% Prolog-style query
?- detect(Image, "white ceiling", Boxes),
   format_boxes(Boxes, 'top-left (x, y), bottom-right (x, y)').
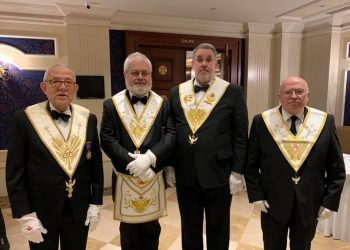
top-left (1, 0), bottom-right (350, 25)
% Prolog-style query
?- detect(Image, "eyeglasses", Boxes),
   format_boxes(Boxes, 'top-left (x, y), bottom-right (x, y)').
top-left (128, 70), bottom-right (152, 78)
top-left (282, 89), bottom-right (306, 97)
top-left (46, 79), bottom-right (75, 88)
top-left (194, 57), bottom-right (215, 64)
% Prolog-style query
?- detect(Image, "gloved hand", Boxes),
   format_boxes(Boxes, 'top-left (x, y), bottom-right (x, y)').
top-left (17, 212), bottom-right (47, 243)
top-left (229, 172), bottom-right (243, 195)
top-left (317, 206), bottom-right (334, 220)
top-left (253, 200), bottom-right (270, 213)
top-left (85, 204), bottom-right (102, 232)
top-left (127, 151), bottom-right (153, 176)
top-left (164, 166), bottom-right (176, 187)
top-left (139, 168), bottom-right (155, 182)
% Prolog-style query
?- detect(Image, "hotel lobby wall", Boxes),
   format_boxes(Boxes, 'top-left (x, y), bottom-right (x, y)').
top-left (336, 30), bottom-right (350, 126)
top-left (66, 23), bottom-right (113, 191)
top-left (301, 29), bottom-right (341, 117)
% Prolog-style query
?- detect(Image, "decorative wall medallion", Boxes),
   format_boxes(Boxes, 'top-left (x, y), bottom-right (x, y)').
top-left (158, 65), bottom-right (168, 75)
top-left (154, 59), bottom-right (172, 81)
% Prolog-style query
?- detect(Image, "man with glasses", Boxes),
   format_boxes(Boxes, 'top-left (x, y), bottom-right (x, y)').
top-left (166, 43), bottom-right (248, 249)
top-left (6, 64), bottom-right (104, 250)
top-left (100, 52), bottom-right (174, 250)
top-left (244, 76), bottom-right (345, 250)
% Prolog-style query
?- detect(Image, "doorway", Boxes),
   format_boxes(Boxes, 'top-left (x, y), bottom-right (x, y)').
top-left (126, 31), bottom-right (244, 97)
top-left (138, 46), bottom-right (185, 97)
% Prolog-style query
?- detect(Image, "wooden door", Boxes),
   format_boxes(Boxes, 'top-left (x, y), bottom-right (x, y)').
top-left (138, 46), bottom-right (185, 98)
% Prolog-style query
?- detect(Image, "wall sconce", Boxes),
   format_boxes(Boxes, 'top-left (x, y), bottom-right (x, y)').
top-left (0, 61), bottom-right (10, 81)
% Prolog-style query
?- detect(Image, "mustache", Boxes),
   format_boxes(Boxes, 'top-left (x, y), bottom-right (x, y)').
top-left (134, 80), bottom-right (146, 84)
top-left (199, 68), bottom-right (209, 72)
top-left (288, 100), bottom-right (301, 104)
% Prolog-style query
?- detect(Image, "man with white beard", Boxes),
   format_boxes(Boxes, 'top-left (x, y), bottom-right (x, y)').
top-left (100, 52), bottom-right (175, 250)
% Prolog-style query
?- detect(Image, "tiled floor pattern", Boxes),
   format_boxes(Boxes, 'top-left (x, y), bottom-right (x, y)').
top-left (1, 189), bottom-right (350, 249)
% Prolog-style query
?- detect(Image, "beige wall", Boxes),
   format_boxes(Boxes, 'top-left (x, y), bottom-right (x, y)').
top-left (302, 32), bottom-right (333, 111)
top-left (336, 30), bottom-right (350, 125)
top-left (65, 23), bottom-right (113, 190)
top-left (245, 32), bottom-right (274, 123)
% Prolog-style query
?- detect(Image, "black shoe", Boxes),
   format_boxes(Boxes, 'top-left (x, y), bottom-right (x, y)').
top-left (0, 237), bottom-right (10, 250)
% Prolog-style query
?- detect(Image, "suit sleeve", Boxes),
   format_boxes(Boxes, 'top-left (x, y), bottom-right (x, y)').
top-left (231, 85), bottom-right (248, 173)
top-left (6, 112), bottom-right (32, 218)
top-left (148, 99), bottom-right (176, 171)
top-left (89, 114), bottom-right (104, 205)
top-left (244, 115), bottom-right (266, 203)
top-left (322, 115), bottom-right (346, 211)
top-left (100, 99), bottom-right (133, 168)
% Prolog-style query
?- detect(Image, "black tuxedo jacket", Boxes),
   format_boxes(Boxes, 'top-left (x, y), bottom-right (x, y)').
top-left (6, 109), bottom-right (104, 227)
top-left (100, 97), bottom-right (175, 175)
top-left (169, 83), bottom-right (248, 188)
top-left (244, 112), bottom-right (345, 226)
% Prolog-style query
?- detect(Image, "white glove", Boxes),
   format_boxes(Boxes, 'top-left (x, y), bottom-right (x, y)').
top-left (229, 172), bottom-right (243, 195)
top-left (85, 204), bottom-right (102, 232)
top-left (253, 200), bottom-right (270, 213)
top-left (317, 207), bottom-right (334, 220)
top-left (139, 168), bottom-right (155, 182)
top-left (128, 150), bottom-right (156, 166)
top-left (164, 166), bottom-right (176, 187)
top-left (17, 212), bottom-right (47, 243)
top-left (127, 151), bottom-right (153, 176)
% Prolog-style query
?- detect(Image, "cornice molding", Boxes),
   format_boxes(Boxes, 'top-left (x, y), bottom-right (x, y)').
top-left (244, 22), bottom-right (274, 34)
top-left (64, 16), bottom-right (111, 27)
top-left (274, 21), bottom-right (304, 33)
top-left (303, 26), bottom-right (342, 38)
top-left (110, 11), bottom-right (245, 38)
top-left (0, 13), bottom-right (64, 26)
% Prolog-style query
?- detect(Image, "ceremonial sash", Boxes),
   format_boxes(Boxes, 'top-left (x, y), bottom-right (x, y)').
top-left (262, 106), bottom-right (327, 173)
top-left (112, 90), bottom-right (163, 150)
top-left (114, 171), bottom-right (167, 223)
top-left (25, 101), bottom-right (89, 196)
top-left (179, 78), bottom-right (229, 143)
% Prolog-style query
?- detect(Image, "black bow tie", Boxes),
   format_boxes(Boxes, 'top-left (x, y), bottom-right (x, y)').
top-left (131, 95), bottom-right (148, 105)
top-left (194, 84), bottom-right (209, 93)
top-left (51, 110), bottom-right (71, 122)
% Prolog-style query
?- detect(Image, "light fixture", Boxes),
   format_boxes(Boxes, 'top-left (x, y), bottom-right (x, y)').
top-left (0, 61), bottom-right (10, 81)
top-left (0, 54), bottom-right (22, 82)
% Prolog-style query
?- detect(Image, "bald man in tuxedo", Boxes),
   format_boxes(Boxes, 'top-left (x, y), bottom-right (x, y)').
top-left (244, 76), bottom-right (345, 250)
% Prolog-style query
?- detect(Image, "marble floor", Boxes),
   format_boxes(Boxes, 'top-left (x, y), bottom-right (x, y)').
top-left (1, 188), bottom-right (350, 250)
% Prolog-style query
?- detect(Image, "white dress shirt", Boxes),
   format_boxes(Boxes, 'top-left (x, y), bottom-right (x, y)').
top-left (281, 107), bottom-right (304, 134)
top-left (49, 102), bottom-right (71, 140)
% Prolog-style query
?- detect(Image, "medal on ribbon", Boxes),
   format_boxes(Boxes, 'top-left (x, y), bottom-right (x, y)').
top-left (85, 141), bottom-right (92, 160)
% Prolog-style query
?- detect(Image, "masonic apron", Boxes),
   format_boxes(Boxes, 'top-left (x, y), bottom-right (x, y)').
top-left (112, 90), bottom-right (167, 223)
